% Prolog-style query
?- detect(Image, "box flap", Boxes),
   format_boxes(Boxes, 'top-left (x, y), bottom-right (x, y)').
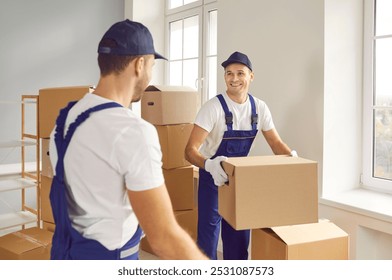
top-left (39, 85), bottom-right (94, 92)
top-left (271, 222), bottom-right (348, 245)
top-left (145, 85), bottom-right (196, 92)
top-left (226, 155), bottom-right (317, 167)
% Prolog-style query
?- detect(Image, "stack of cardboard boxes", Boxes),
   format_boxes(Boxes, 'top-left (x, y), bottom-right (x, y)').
top-left (139, 85), bottom-right (200, 255)
top-left (219, 155), bottom-right (349, 260)
top-left (40, 86), bottom-right (93, 232)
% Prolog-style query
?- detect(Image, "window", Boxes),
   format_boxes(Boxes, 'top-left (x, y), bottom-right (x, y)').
top-left (363, 0), bottom-right (392, 192)
top-left (166, 0), bottom-right (217, 104)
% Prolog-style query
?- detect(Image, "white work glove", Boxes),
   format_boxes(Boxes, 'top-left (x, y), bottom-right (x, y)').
top-left (204, 156), bottom-right (228, 187)
top-left (290, 150), bottom-right (298, 157)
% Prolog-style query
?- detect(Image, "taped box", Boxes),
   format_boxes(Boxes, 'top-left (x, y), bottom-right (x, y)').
top-left (0, 227), bottom-right (53, 260)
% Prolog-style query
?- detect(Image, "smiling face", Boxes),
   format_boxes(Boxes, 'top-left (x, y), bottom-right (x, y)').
top-left (224, 63), bottom-right (254, 100)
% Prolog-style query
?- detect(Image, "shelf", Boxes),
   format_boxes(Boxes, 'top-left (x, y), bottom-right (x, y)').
top-left (0, 211), bottom-right (37, 230)
top-left (0, 140), bottom-right (36, 149)
top-left (0, 177), bottom-right (37, 192)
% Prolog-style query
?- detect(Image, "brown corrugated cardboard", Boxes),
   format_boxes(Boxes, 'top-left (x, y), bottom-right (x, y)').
top-left (39, 85), bottom-right (93, 138)
top-left (0, 227), bottom-right (53, 260)
top-left (155, 124), bottom-right (193, 169)
top-left (41, 138), bottom-right (53, 178)
top-left (42, 221), bottom-right (56, 232)
top-left (219, 155), bottom-right (318, 230)
top-left (140, 209), bottom-right (198, 255)
top-left (41, 175), bottom-right (54, 223)
top-left (251, 221), bottom-right (349, 260)
top-left (163, 166), bottom-right (197, 211)
top-left (141, 85), bottom-right (200, 125)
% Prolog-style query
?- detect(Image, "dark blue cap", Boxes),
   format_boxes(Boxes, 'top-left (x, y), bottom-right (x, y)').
top-left (221, 51), bottom-right (252, 71)
top-left (98, 19), bottom-right (166, 60)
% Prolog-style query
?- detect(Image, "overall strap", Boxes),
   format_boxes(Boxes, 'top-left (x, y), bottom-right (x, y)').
top-left (217, 94), bottom-right (233, 131)
top-left (54, 101), bottom-right (123, 181)
top-left (248, 94), bottom-right (258, 131)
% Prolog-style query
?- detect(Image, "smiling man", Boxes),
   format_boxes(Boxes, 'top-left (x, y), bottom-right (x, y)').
top-left (185, 51), bottom-right (296, 260)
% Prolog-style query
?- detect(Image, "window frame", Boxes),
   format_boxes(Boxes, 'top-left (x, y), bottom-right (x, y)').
top-left (362, 0), bottom-right (392, 193)
top-left (165, 0), bottom-right (217, 105)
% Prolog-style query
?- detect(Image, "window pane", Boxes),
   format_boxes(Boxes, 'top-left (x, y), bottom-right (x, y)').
top-left (208, 10), bottom-right (218, 56)
top-left (375, 0), bottom-right (392, 36)
top-left (207, 56), bottom-right (217, 100)
top-left (375, 38), bottom-right (392, 106)
top-left (374, 108), bottom-right (392, 180)
top-left (183, 16), bottom-right (199, 59)
top-left (169, 61), bottom-right (182, 86)
top-left (170, 20), bottom-right (183, 60)
top-left (183, 59), bottom-right (198, 89)
top-left (169, 0), bottom-right (183, 9)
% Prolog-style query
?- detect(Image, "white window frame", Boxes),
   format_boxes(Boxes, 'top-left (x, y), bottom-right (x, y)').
top-left (165, 0), bottom-right (217, 104)
top-left (362, 0), bottom-right (392, 193)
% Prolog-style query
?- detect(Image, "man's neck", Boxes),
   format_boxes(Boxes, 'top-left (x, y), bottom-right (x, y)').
top-left (226, 90), bottom-right (248, 104)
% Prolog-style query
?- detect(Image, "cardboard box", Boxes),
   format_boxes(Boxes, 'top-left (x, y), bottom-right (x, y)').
top-left (141, 85), bottom-right (200, 125)
top-left (140, 209), bottom-right (198, 255)
top-left (155, 124), bottom-right (193, 169)
top-left (42, 221), bottom-right (56, 233)
top-left (251, 221), bottom-right (349, 260)
top-left (41, 175), bottom-right (54, 223)
top-left (41, 138), bottom-right (53, 178)
top-left (39, 85), bottom-right (93, 138)
top-left (0, 227), bottom-right (53, 260)
top-left (220, 155), bottom-right (318, 230)
top-left (163, 166), bottom-right (197, 211)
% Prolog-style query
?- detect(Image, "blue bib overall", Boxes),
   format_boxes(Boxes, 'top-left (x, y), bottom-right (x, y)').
top-left (197, 94), bottom-right (258, 260)
top-left (50, 101), bottom-right (143, 260)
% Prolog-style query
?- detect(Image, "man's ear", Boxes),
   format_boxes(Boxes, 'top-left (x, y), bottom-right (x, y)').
top-left (135, 56), bottom-right (145, 76)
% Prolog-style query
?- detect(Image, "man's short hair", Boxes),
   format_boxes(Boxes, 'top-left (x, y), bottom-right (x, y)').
top-left (97, 38), bottom-right (138, 76)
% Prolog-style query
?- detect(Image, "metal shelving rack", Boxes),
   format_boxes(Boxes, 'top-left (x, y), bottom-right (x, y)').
top-left (0, 95), bottom-right (40, 230)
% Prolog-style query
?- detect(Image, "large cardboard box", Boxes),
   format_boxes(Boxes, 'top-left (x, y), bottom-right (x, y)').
top-left (39, 85), bottom-right (93, 138)
top-left (155, 124), bottom-right (193, 169)
top-left (41, 138), bottom-right (53, 178)
top-left (0, 228), bottom-right (53, 260)
top-left (141, 85), bottom-right (200, 125)
top-left (163, 166), bottom-right (197, 211)
top-left (41, 175), bottom-right (54, 223)
top-left (220, 155), bottom-right (318, 230)
top-left (251, 221), bottom-right (349, 260)
top-left (140, 209), bottom-right (198, 255)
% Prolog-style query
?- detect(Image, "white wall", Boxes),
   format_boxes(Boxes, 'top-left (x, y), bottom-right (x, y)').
top-left (0, 0), bottom-right (124, 164)
top-left (218, 0), bottom-right (325, 193)
top-left (124, 0), bottom-right (166, 116)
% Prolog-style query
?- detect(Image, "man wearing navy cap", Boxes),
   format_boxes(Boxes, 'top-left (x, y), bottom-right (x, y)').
top-left (185, 51), bottom-right (296, 260)
top-left (49, 19), bottom-right (207, 260)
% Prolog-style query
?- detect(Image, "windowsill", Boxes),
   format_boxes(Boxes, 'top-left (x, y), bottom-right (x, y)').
top-left (320, 187), bottom-right (392, 224)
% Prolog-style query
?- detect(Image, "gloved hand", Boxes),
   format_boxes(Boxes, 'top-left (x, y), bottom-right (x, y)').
top-left (204, 156), bottom-right (228, 187)
top-left (290, 150), bottom-right (298, 157)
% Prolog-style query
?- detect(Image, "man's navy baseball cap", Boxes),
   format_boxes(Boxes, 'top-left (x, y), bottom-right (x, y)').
top-left (221, 51), bottom-right (252, 71)
top-left (98, 19), bottom-right (166, 60)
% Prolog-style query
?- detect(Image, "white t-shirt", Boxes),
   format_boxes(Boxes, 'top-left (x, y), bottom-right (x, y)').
top-left (49, 93), bottom-right (164, 250)
top-left (195, 92), bottom-right (275, 158)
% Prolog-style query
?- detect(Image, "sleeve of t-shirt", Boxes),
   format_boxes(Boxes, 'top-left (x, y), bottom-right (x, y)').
top-left (113, 120), bottom-right (164, 191)
top-left (259, 102), bottom-right (275, 132)
top-left (194, 98), bottom-right (219, 133)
